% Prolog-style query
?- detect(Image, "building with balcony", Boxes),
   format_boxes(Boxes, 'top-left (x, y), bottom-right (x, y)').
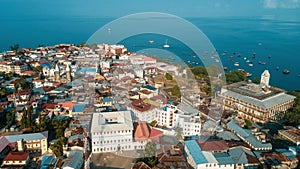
top-left (220, 70), bottom-right (295, 123)
top-left (1, 131), bottom-right (48, 155)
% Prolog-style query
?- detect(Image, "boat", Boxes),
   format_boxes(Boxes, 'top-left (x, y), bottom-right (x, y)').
top-left (224, 67), bottom-right (228, 71)
top-left (163, 39), bottom-right (170, 48)
top-left (244, 57), bottom-right (247, 60)
top-left (148, 40), bottom-right (154, 44)
top-left (276, 67), bottom-right (279, 71)
top-left (221, 53), bottom-right (226, 56)
top-left (283, 70), bottom-right (290, 74)
top-left (248, 62), bottom-right (253, 67)
top-left (234, 62), bottom-right (239, 66)
top-left (246, 60), bottom-right (250, 63)
top-left (258, 61), bottom-right (266, 65)
top-left (246, 72), bottom-right (252, 77)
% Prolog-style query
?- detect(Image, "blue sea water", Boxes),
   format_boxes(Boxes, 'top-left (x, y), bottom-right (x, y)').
top-left (0, 16), bottom-right (299, 90)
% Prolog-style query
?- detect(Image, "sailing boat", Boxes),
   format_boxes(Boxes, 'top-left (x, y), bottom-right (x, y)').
top-left (163, 39), bottom-right (170, 48)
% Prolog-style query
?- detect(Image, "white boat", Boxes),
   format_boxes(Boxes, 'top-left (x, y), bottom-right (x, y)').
top-left (163, 39), bottom-right (170, 48)
top-left (234, 62), bottom-right (239, 66)
top-left (148, 40), bottom-right (154, 44)
top-left (248, 63), bottom-right (253, 67)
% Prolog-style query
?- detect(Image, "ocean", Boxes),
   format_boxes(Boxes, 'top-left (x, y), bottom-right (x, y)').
top-left (0, 16), bottom-right (299, 90)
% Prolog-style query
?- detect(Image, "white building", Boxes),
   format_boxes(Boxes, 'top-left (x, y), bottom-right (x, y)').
top-left (158, 105), bottom-right (180, 128)
top-left (127, 100), bottom-right (159, 122)
top-left (91, 111), bottom-right (135, 153)
top-left (182, 116), bottom-right (202, 137)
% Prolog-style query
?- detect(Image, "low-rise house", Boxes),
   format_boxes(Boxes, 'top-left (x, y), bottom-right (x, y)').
top-left (133, 162), bottom-right (151, 169)
top-left (278, 126), bottom-right (300, 145)
top-left (139, 85), bottom-right (158, 99)
top-left (1, 152), bottom-right (30, 168)
top-left (61, 151), bottom-right (83, 169)
top-left (154, 145), bottom-right (190, 169)
top-left (227, 118), bottom-right (272, 150)
top-left (229, 147), bottom-right (260, 169)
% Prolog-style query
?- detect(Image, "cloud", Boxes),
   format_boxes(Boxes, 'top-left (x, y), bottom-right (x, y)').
top-left (263, 0), bottom-right (300, 9)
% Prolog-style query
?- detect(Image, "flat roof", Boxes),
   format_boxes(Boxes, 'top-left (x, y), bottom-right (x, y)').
top-left (91, 111), bottom-right (133, 133)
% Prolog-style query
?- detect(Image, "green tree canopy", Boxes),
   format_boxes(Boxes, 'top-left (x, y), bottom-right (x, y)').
top-left (165, 72), bottom-right (173, 80)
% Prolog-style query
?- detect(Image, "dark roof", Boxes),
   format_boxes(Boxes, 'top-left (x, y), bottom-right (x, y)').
top-left (3, 152), bottom-right (29, 161)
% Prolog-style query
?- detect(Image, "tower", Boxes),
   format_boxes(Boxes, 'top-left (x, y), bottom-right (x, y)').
top-left (260, 70), bottom-right (270, 87)
top-left (54, 64), bottom-right (60, 82)
top-left (66, 65), bottom-right (71, 82)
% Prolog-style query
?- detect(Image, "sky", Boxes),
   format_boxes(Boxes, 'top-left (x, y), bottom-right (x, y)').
top-left (1, 0), bottom-right (300, 19)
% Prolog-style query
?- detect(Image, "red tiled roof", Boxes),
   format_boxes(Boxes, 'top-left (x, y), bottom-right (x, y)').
top-left (134, 122), bottom-right (150, 141)
top-left (128, 100), bottom-right (154, 112)
top-left (59, 102), bottom-right (74, 111)
top-left (0, 137), bottom-right (10, 153)
top-left (23, 71), bottom-right (35, 75)
top-left (151, 95), bottom-right (168, 104)
top-left (3, 152), bottom-right (29, 161)
top-left (18, 90), bottom-right (32, 95)
top-left (197, 140), bottom-right (229, 152)
top-left (42, 103), bottom-right (57, 110)
top-left (149, 128), bottom-right (164, 142)
top-left (133, 162), bottom-right (151, 169)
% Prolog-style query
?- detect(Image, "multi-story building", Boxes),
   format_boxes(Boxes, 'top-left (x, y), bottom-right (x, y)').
top-left (0, 61), bottom-right (14, 73)
top-left (182, 116), bottom-right (202, 137)
top-left (220, 70), bottom-right (296, 123)
top-left (158, 104), bottom-right (179, 128)
top-left (127, 100), bottom-right (159, 122)
top-left (14, 62), bottom-right (28, 74)
top-left (2, 131), bottom-right (48, 154)
top-left (91, 111), bottom-right (135, 153)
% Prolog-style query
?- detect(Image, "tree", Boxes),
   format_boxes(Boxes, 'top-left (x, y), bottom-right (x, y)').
top-left (78, 42), bottom-right (86, 47)
top-left (225, 70), bottom-right (247, 84)
top-left (136, 141), bottom-right (157, 167)
top-left (20, 106), bottom-right (33, 129)
top-left (191, 66), bottom-right (208, 76)
top-left (165, 73), bottom-right (173, 80)
top-left (50, 141), bottom-right (63, 157)
top-left (6, 111), bottom-right (16, 125)
top-left (171, 85), bottom-right (181, 98)
top-left (283, 91), bottom-right (300, 125)
top-left (252, 77), bottom-right (260, 84)
top-left (10, 44), bottom-right (19, 52)
top-left (33, 66), bottom-right (42, 72)
top-left (175, 127), bottom-right (183, 141)
top-left (0, 87), bottom-right (8, 97)
top-left (150, 120), bottom-right (158, 127)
